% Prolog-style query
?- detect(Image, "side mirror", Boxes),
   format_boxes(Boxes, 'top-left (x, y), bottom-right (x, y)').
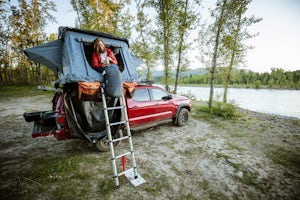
top-left (162, 95), bottom-right (172, 100)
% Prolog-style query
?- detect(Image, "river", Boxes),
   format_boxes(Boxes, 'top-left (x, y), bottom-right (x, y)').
top-left (168, 85), bottom-right (300, 119)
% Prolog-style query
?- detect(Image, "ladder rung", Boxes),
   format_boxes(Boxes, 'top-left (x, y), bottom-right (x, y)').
top-left (109, 121), bottom-right (127, 126)
top-left (107, 106), bottom-right (125, 110)
top-left (112, 135), bottom-right (130, 143)
top-left (115, 151), bottom-right (132, 159)
top-left (117, 167), bottom-right (136, 177)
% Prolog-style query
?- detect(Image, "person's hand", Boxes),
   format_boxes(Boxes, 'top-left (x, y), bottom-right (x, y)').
top-left (103, 58), bottom-right (110, 67)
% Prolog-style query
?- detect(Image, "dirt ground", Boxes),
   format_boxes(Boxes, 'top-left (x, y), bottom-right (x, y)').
top-left (0, 95), bottom-right (300, 200)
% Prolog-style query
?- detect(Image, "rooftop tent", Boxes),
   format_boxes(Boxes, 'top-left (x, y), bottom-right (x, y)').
top-left (24, 27), bottom-right (141, 83)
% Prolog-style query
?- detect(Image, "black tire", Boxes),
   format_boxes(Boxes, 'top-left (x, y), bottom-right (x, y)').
top-left (176, 108), bottom-right (189, 127)
top-left (95, 129), bottom-right (123, 152)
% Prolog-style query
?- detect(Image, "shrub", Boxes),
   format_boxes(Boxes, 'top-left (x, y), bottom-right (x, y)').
top-left (211, 101), bottom-right (240, 119)
top-left (194, 100), bottom-right (240, 119)
top-left (179, 90), bottom-right (196, 100)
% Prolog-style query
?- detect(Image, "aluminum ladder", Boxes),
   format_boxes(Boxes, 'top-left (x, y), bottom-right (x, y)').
top-left (100, 87), bottom-right (145, 187)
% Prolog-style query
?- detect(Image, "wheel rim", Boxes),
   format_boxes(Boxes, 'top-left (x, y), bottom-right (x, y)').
top-left (181, 111), bottom-right (188, 123)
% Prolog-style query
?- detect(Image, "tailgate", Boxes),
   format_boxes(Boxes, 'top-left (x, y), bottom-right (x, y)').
top-left (23, 111), bottom-right (57, 137)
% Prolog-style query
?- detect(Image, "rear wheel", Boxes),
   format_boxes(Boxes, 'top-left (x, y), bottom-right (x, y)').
top-left (95, 129), bottom-right (123, 152)
top-left (176, 108), bottom-right (189, 127)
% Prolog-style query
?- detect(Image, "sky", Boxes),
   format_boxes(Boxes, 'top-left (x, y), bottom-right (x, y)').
top-left (45, 0), bottom-right (300, 73)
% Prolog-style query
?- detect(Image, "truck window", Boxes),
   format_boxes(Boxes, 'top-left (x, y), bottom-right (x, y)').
top-left (152, 88), bottom-right (169, 100)
top-left (132, 89), bottom-right (151, 101)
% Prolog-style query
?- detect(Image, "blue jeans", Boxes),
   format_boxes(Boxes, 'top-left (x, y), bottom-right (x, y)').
top-left (94, 64), bottom-right (119, 74)
top-left (104, 64), bottom-right (123, 97)
top-left (109, 64), bottom-right (119, 71)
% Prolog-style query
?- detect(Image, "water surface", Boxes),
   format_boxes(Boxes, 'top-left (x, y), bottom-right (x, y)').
top-left (173, 85), bottom-right (300, 119)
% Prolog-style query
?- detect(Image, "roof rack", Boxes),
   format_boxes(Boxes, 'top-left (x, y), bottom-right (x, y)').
top-left (137, 80), bottom-right (154, 86)
top-left (58, 26), bottom-right (129, 45)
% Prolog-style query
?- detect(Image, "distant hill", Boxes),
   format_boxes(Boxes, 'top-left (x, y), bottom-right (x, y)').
top-left (152, 68), bottom-right (207, 78)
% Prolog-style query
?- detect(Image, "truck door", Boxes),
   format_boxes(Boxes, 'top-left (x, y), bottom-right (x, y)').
top-left (126, 88), bottom-right (157, 127)
top-left (150, 88), bottom-right (175, 120)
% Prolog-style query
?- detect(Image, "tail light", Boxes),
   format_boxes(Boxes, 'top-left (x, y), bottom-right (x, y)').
top-left (56, 114), bottom-right (65, 128)
top-left (55, 94), bottom-right (66, 129)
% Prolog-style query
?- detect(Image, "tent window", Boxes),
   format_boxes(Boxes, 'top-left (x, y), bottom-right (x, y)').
top-left (83, 42), bottom-right (124, 72)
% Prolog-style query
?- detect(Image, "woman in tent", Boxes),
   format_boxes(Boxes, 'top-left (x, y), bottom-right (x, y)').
top-left (92, 38), bottom-right (119, 74)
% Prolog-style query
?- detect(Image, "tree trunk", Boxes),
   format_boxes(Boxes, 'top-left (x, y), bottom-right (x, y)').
top-left (163, 17), bottom-right (170, 91)
top-left (209, 0), bottom-right (227, 111)
top-left (174, 0), bottom-right (188, 94)
top-left (223, 4), bottom-right (242, 103)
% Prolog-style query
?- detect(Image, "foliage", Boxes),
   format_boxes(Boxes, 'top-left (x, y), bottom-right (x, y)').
top-left (0, 0), bottom-right (295, 90)
top-left (148, 0), bottom-right (178, 92)
top-left (221, 0), bottom-right (261, 102)
top-left (195, 100), bottom-right (240, 119)
top-left (0, 0), bottom-right (57, 86)
top-left (173, 0), bottom-right (201, 94)
top-left (198, 0), bottom-right (261, 109)
top-left (130, 0), bottom-right (157, 81)
top-left (70, 0), bottom-right (134, 38)
top-left (211, 100), bottom-right (240, 119)
top-left (145, 0), bottom-right (201, 92)
top-left (207, 0), bottom-right (227, 110)
top-left (177, 90), bottom-right (196, 100)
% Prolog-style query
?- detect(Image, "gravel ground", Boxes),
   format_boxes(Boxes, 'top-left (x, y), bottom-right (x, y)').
top-left (0, 95), bottom-right (299, 200)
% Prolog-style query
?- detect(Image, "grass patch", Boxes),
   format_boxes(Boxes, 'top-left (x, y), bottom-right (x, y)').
top-left (0, 153), bottom-right (116, 200)
top-left (18, 155), bottom-right (96, 184)
top-left (143, 174), bottom-right (170, 193)
top-left (55, 156), bottom-right (82, 173)
top-left (228, 130), bottom-right (248, 138)
top-left (0, 86), bottom-right (53, 98)
top-left (179, 146), bottom-right (203, 156)
top-left (226, 142), bottom-right (243, 151)
top-left (268, 145), bottom-right (300, 169)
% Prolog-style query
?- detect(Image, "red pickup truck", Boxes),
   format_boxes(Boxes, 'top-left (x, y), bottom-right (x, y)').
top-left (127, 84), bottom-right (191, 130)
top-left (24, 83), bottom-right (192, 151)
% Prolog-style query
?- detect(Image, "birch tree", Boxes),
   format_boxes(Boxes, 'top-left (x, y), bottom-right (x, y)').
top-left (11, 0), bottom-right (56, 85)
top-left (199, 0), bottom-right (261, 111)
top-left (208, 0), bottom-right (227, 110)
top-left (222, 0), bottom-right (261, 102)
top-left (131, 0), bottom-right (157, 81)
top-left (173, 0), bottom-right (200, 94)
top-left (149, 0), bottom-right (177, 92)
top-left (0, 0), bottom-right (11, 85)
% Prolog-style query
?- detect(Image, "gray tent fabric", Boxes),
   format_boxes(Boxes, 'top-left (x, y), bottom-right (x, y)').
top-left (59, 30), bottom-right (103, 83)
top-left (24, 39), bottom-right (63, 73)
top-left (24, 27), bottom-right (141, 83)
